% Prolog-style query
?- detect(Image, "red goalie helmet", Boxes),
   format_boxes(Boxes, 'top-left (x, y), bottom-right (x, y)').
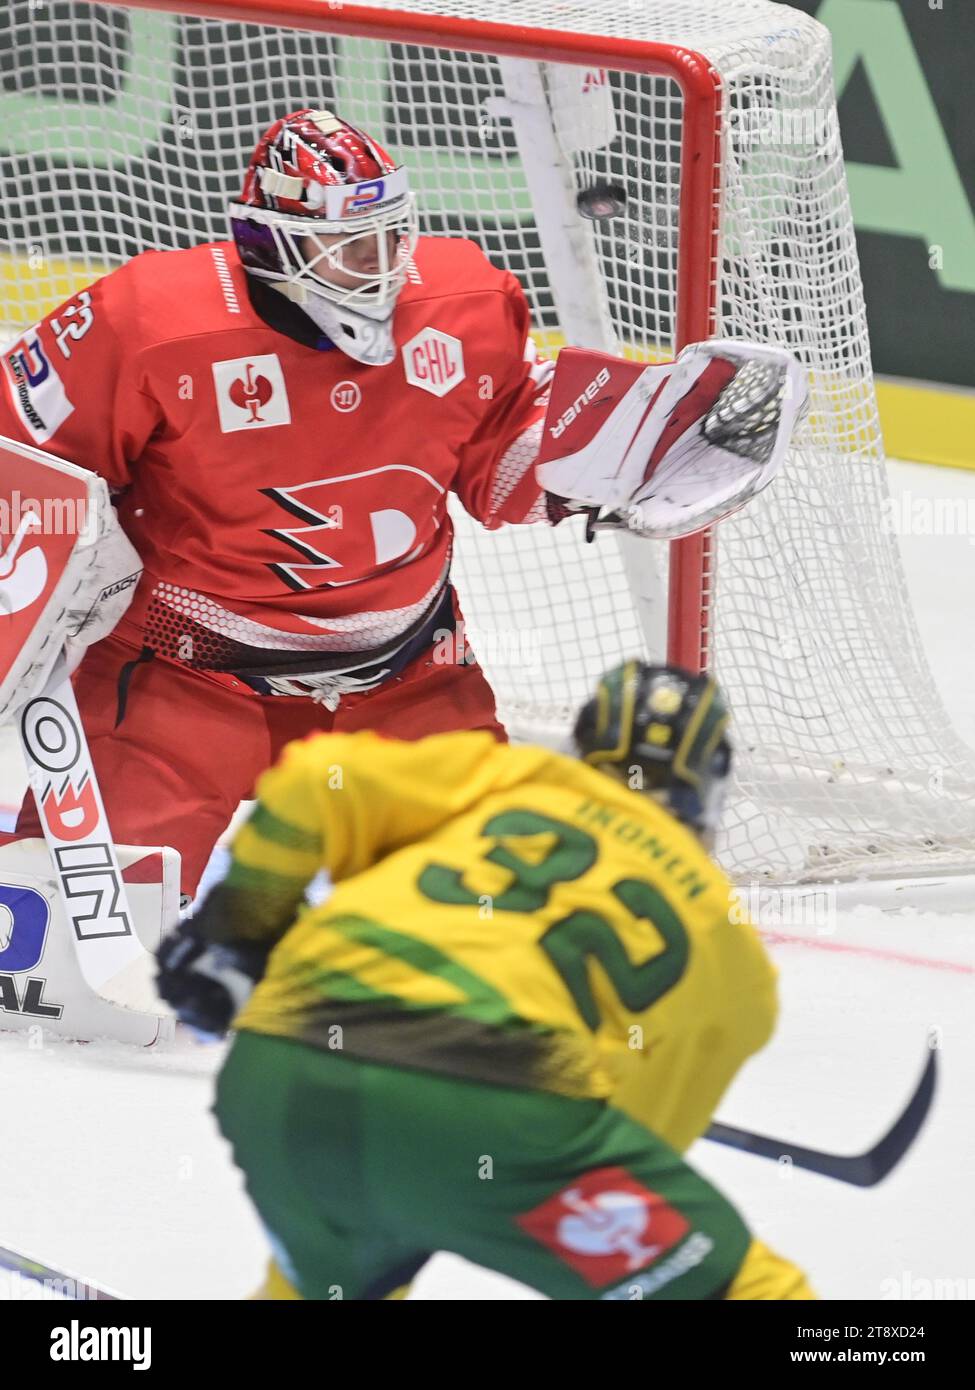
top-left (230, 108), bottom-right (419, 364)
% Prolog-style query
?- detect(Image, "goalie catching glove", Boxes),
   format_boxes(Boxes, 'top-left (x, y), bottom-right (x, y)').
top-left (536, 340), bottom-right (808, 540)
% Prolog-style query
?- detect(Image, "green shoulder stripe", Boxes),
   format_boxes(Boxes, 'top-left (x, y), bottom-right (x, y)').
top-left (224, 860), bottom-right (309, 893)
top-left (321, 914), bottom-right (514, 1026)
top-left (249, 803), bottom-right (323, 854)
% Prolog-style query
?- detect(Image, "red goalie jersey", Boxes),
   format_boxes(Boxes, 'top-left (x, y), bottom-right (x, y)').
top-left (0, 236), bottom-right (553, 893)
top-left (0, 236), bottom-right (550, 678)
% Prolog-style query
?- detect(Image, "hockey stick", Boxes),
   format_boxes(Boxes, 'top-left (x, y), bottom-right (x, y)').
top-left (0, 1242), bottom-right (120, 1300)
top-left (705, 1045), bottom-right (937, 1187)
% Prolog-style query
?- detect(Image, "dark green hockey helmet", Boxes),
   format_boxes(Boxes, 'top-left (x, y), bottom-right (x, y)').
top-left (573, 660), bottom-right (732, 839)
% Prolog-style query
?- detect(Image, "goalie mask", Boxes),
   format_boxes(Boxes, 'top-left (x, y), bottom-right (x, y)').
top-left (574, 660), bottom-right (732, 844)
top-left (230, 108), bottom-right (419, 366)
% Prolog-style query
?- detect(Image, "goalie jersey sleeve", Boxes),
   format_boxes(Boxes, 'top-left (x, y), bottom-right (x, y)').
top-left (0, 269), bottom-right (163, 487)
top-left (450, 269), bottom-right (554, 529)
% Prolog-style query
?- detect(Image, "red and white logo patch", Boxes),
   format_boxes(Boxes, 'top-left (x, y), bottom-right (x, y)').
top-left (330, 380), bottom-right (361, 413)
top-left (402, 328), bottom-right (464, 398)
top-left (516, 1167), bottom-right (690, 1288)
top-left (212, 354), bottom-right (291, 433)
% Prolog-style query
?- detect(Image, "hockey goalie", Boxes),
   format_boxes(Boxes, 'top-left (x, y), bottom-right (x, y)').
top-left (0, 109), bottom-right (805, 1037)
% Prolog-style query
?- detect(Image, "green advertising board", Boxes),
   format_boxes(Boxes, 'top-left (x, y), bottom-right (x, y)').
top-left (788, 0), bottom-right (974, 391)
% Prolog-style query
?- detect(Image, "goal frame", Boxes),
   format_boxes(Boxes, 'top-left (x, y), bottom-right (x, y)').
top-left (80, 0), bottom-right (725, 675)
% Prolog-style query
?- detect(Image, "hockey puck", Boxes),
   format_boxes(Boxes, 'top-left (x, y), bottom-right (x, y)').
top-left (576, 182), bottom-right (627, 220)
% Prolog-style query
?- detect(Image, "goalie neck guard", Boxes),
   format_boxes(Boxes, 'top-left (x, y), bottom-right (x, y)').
top-left (230, 108), bottom-right (419, 366)
top-left (574, 661), bottom-right (732, 844)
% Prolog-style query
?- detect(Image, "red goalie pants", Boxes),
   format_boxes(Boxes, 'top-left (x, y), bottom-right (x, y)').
top-left (8, 629), bottom-right (505, 896)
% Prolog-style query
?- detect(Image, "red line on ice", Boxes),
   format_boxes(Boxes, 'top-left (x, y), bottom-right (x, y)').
top-left (760, 930), bottom-right (975, 976)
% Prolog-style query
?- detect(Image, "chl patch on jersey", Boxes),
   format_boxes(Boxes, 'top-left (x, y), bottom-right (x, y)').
top-left (2, 335), bottom-right (74, 443)
top-left (212, 354), bottom-right (291, 432)
top-left (402, 328), bottom-right (465, 398)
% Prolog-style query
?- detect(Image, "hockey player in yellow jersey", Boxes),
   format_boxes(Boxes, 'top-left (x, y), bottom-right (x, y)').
top-left (157, 660), bottom-right (814, 1300)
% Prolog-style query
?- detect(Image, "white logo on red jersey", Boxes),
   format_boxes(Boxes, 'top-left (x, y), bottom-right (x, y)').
top-left (516, 1166), bottom-right (691, 1288)
top-left (0, 511), bottom-right (47, 616)
top-left (556, 1188), bottom-right (661, 1269)
top-left (330, 380), bottom-right (361, 413)
top-left (212, 354), bottom-right (291, 433)
top-left (402, 329), bottom-right (465, 398)
top-left (263, 465), bottom-right (445, 591)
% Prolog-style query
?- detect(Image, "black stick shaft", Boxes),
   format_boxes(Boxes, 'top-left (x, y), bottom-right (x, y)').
top-left (705, 1047), bottom-right (937, 1187)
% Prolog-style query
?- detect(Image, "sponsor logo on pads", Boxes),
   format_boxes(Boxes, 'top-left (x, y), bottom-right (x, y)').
top-left (549, 365), bottom-right (611, 440)
top-left (0, 884), bottom-right (62, 1020)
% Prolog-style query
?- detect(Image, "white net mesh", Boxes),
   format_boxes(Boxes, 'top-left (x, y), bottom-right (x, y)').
top-left (2, 0), bottom-right (974, 883)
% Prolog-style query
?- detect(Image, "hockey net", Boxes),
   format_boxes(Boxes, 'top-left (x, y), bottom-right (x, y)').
top-left (2, 0), bottom-right (975, 886)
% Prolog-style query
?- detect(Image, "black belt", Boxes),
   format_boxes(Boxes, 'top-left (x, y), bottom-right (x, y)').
top-left (238, 585), bottom-right (456, 697)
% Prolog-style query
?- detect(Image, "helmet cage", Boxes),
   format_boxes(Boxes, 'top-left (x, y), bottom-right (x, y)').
top-left (230, 196), bottom-right (419, 312)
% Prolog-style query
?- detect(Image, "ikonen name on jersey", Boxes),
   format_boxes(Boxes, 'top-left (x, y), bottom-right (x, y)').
top-left (549, 366), bottom-right (611, 440)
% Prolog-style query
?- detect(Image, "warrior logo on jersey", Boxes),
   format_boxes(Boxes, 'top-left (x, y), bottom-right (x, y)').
top-left (516, 1167), bottom-right (691, 1287)
top-left (402, 329), bottom-right (465, 398)
top-left (212, 354), bottom-right (292, 432)
top-left (330, 381), bottom-right (362, 413)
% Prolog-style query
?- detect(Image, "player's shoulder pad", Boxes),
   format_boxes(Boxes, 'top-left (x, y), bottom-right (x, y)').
top-left (97, 240), bottom-right (259, 348)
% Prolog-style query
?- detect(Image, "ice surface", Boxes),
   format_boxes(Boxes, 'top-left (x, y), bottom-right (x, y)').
top-left (1, 459), bottom-right (973, 1300)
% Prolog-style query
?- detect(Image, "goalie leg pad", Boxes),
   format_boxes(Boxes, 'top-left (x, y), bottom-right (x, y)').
top-left (10, 630), bottom-right (274, 897)
top-left (0, 433), bottom-right (142, 726)
top-left (0, 838), bottom-right (178, 1044)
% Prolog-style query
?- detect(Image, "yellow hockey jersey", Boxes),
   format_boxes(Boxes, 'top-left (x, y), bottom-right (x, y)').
top-left (196, 730), bottom-right (777, 1147)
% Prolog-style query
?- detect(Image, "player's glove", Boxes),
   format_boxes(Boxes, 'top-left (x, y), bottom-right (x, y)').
top-left (155, 922), bottom-right (270, 1038)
